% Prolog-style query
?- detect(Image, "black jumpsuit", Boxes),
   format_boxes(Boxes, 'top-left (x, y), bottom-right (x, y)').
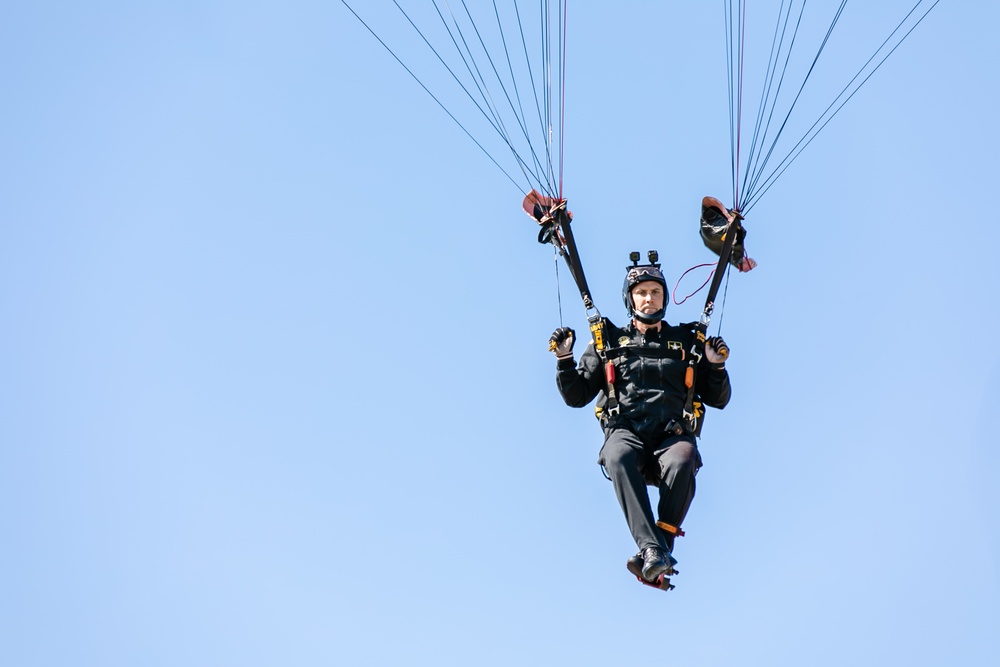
top-left (556, 319), bottom-right (731, 554)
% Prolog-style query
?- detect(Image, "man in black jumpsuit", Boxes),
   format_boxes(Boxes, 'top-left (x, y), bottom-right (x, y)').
top-left (550, 260), bottom-right (731, 584)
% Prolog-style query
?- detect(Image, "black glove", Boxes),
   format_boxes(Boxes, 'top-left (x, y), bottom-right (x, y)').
top-left (705, 336), bottom-right (730, 363)
top-left (549, 327), bottom-right (575, 360)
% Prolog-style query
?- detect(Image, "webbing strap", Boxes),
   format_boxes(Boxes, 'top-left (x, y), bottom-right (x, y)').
top-left (525, 192), bottom-right (617, 418)
top-left (683, 211), bottom-right (742, 429)
top-left (552, 207), bottom-right (594, 311)
top-left (543, 201), bottom-right (618, 417)
top-left (656, 521), bottom-right (686, 537)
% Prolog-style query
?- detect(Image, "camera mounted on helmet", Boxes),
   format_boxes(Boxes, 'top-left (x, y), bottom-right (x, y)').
top-left (623, 250), bottom-right (667, 325)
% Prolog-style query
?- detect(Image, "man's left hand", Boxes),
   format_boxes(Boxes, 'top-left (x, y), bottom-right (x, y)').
top-left (705, 336), bottom-right (730, 363)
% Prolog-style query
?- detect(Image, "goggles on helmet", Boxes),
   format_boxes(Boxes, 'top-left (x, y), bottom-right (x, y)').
top-left (622, 253), bottom-right (667, 325)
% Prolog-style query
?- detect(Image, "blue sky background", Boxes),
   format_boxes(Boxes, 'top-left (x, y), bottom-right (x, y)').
top-left (2, 2), bottom-right (998, 666)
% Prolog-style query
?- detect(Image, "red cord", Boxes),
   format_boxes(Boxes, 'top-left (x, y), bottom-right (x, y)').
top-left (673, 263), bottom-right (717, 305)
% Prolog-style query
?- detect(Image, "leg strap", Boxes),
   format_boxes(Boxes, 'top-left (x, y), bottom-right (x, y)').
top-left (656, 521), bottom-right (685, 537)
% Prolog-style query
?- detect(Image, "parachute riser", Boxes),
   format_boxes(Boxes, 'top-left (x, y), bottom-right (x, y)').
top-left (682, 211), bottom-right (742, 430)
top-left (702, 210), bottom-right (743, 310)
top-left (527, 190), bottom-right (616, 418)
top-left (551, 207), bottom-right (597, 313)
top-left (556, 210), bottom-right (611, 363)
top-left (552, 204), bottom-right (616, 417)
top-left (537, 202), bottom-right (606, 341)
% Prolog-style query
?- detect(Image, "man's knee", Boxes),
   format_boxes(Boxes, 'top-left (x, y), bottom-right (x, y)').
top-left (599, 433), bottom-right (642, 472)
top-left (658, 439), bottom-right (701, 477)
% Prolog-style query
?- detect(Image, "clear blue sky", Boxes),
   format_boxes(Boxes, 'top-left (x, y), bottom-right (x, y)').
top-left (2, 2), bottom-right (997, 666)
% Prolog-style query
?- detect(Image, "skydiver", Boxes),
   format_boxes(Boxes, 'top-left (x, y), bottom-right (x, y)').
top-left (549, 259), bottom-right (732, 588)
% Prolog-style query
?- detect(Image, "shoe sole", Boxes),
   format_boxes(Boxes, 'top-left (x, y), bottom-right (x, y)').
top-left (642, 562), bottom-right (671, 582)
top-left (628, 553), bottom-right (679, 582)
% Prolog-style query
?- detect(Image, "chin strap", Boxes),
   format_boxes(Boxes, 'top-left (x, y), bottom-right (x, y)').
top-left (633, 308), bottom-right (665, 325)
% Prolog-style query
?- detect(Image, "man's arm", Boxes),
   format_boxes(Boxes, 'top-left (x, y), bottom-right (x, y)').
top-left (551, 327), bottom-right (604, 408)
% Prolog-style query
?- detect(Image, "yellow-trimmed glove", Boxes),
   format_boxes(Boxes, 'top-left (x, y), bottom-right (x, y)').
top-left (549, 327), bottom-right (576, 360)
top-left (705, 336), bottom-right (730, 363)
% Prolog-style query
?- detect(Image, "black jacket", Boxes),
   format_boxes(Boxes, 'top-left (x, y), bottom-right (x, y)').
top-left (556, 319), bottom-right (731, 443)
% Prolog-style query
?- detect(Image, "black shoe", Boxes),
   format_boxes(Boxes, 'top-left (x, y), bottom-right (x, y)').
top-left (640, 547), bottom-right (675, 582)
top-left (626, 552), bottom-right (644, 579)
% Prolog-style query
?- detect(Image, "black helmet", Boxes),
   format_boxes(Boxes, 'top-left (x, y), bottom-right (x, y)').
top-left (622, 251), bottom-right (667, 325)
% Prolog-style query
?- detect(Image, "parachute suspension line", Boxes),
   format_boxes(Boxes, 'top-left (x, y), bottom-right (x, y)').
top-left (724, 1), bottom-right (734, 204)
top-left (740, 0), bottom-right (805, 208)
top-left (487, 0), bottom-right (555, 197)
top-left (723, 0), bottom-right (743, 208)
top-left (723, 0), bottom-right (942, 215)
top-left (433, 2), bottom-right (506, 134)
top-left (513, 0), bottom-right (555, 196)
top-left (429, 0), bottom-right (547, 193)
top-left (537, 0), bottom-right (567, 199)
top-left (541, 0), bottom-right (556, 196)
top-left (434, 1), bottom-right (526, 178)
top-left (740, 0), bottom-right (849, 207)
top-left (443, 0), bottom-right (556, 195)
top-left (391, 0), bottom-right (534, 187)
top-left (716, 264), bottom-right (732, 337)
top-left (740, 0), bottom-right (942, 214)
top-left (341, 0), bottom-right (524, 193)
top-left (384, 0), bottom-right (538, 191)
top-left (553, 244), bottom-right (564, 327)
top-left (558, 0), bottom-right (567, 199)
top-left (539, 1), bottom-right (549, 192)
top-left (735, 0), bottom-right (747, 211)
top-left (352, 0), bottom-right (572, 195)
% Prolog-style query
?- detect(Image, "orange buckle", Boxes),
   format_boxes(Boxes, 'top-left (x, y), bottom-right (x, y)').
top-left (656, 521), bottom-right (685, 537)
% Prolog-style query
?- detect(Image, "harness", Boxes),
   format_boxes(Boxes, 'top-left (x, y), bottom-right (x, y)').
top-left (526, 190), bottom-right (742, 433)
top-left (602, 322), bottom-right (700, 432)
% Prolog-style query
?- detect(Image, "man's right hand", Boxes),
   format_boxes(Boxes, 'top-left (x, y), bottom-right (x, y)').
top-left (549, 327), bottom-right (575, 360)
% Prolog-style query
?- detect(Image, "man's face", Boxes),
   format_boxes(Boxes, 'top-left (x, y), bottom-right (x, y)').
top-left (631, 280), bottom-right (665, 316)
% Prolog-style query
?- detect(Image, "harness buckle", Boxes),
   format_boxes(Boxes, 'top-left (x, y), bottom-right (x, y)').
top-left (595, 404), bottom-right (620, 422)
top-left (664, 420), bottom-right (684, 437)
top-left (682, 410), bottom-right (698, 432)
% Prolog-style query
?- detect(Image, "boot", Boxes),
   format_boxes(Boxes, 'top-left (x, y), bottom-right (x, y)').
top-left (626, 552), bottom-right (644, 579)
top-left (640, 547), bottom-right (671, 582)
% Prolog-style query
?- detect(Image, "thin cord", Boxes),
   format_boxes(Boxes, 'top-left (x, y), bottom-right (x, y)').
top-left (741, 0), bottom-right (942, 213)
top-left (742, 0), bottom-right (848, 205)
top-left (558, 0), bottom-right (567, 198)
top-left (507, 0), bottom-right (556, 198)
top-left (672, 263), bottom-right (718, 305)
top-left (341, 0), bottom-right (525, 193)
top-left (716, 265), bottom-right (732, 336)
top-left (728, 0), bottom-right (941, 213)
top-left (554, 245), bottom-right (564, 327)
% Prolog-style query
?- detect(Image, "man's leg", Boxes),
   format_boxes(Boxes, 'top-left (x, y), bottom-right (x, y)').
top-left (599, 429), bottom-right (668, 553)
top-left (654, 438), bottom-right (702, 552)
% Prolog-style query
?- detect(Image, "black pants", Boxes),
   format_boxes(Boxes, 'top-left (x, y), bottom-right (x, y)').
top-left (599, 428), bottom-right (702, 553)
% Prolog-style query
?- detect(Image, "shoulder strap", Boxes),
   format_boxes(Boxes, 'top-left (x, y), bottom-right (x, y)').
top-left (592, 317), bottom-right (620, 422)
